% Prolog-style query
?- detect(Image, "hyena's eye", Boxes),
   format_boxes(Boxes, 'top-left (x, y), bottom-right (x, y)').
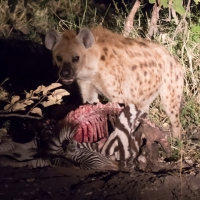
top-left (56, 56), bottom-right (62, 62)
top-left (72, 56), bottom-right (79, 62)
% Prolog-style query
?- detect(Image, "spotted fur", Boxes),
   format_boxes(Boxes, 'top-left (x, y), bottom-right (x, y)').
top-left (45, 26), bottom-right (184, 139)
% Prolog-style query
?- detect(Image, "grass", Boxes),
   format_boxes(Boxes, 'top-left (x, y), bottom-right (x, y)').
top-left (0, 0), bottom-right (200, 163)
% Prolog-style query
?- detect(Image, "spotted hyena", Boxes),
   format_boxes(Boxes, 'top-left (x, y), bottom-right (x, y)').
top-left (45, 26), bottom-right (184, 139)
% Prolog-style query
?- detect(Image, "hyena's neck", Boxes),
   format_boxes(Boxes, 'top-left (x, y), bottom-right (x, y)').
top-left (76, 47), bottom-right (100, 81)
top-left (83, 46), bottom-right (101, 79)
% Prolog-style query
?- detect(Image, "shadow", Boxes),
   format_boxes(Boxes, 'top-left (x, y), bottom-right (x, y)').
top-left (0, 38), bottom-right (58, 92)
top-left (0, 38), bottom-right (83, 125)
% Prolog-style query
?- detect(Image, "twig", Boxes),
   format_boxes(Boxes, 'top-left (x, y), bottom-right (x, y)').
top-left (26, 94), bottom-right (46, 116)
top-left (172, 0), bottom-right (191, 40)
top-left (80, 0), bottom-right (88, 27)
top-left (100, 3), bottom-right (111, 25)
top-left (0, 113), bottom-right (42, 119)
top-left (0, 79), bottom-right (61, 119)
top-left (123, 0), bottom-right (141, 37)
top-left (27, 78), bottom-right (60, 116)
top-left (147, 1), bottom-right (161, 38)
top-left (0, 78), bottom-right (9, 86)
top-left (171, 7), bottom-right (179, 25)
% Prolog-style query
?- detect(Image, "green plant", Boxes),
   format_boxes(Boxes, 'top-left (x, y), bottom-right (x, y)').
top-left (149, 0), bottom-right (186, 15)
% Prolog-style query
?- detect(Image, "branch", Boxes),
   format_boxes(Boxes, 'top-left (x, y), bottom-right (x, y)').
top-left (171, 7), bottom-right (179, 25)
top-left (172, 0), bottom-right (191, 40)
top-left (147, 1), bottom-right (161, 38)
top-left (123, 0), bottom-right (141, 37)
top-left (0, 113), bottom-right (42, 119)
top-left (26, 94), bottom-right (47, 116)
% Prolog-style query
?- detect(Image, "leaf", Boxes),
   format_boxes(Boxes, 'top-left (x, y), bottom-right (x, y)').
top-left (10, 99), bottom-right (34, 111)
top-left (34, 85), bottom-right (46, 94)
top-left (160, 0), bottom-right (168, 7)
top-left (12, 102), bottom-right (27, 111)
top-left (26, 91), bottom-right (40, 100)
top-left (4, 104), bottom-right (12, 111)
top-left (42, 83), bottom-right (62, 95)
top-left (192, 34), bottom-right (200, 43)
top-left (41, 99), bottom-right (62, 107)
top-left (31, 107), bottom-right (43, 117)
top-left (24, 99), bottom-right (34, 105)
top-left (52, 89), bottom-right (70, 99)
top-left (149, 0), bottom-right (156, 3)
top-left (26, 90), bottom-right (33, 98)
top-left (173, 5), bottom-right (185, 15)
top-left (191, 25), bottom-right (200, 33)
top-left (11, 96), bottom-right (20, 104)
top-left (173, 0), bottom-right (183, 5)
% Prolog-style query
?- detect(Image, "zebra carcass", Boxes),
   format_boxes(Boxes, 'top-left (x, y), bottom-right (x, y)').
top-left (0, 103), bottom-right (171, 171)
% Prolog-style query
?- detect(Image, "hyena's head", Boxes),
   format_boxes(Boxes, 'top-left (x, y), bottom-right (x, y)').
top-left (45, 28), bottom-right (95, 84)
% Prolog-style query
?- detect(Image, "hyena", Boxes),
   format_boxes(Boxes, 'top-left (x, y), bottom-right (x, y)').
top-left (45, 26), bottom-right (184, 139)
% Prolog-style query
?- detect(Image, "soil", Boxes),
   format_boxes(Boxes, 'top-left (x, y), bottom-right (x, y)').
top-left (0, 37), bottom-right (200, 200)
top-left (0, 166), bottom-right (200, 200)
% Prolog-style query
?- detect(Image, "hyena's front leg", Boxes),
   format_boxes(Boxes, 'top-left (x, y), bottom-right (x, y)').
top-left (77, 80), bottom-right (99, 103)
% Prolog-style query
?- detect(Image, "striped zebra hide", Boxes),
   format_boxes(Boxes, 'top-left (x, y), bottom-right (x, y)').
top-left (0, 103), bottom-right (171, 171)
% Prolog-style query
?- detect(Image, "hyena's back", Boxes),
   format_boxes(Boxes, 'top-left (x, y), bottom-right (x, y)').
top-left (90, 28), bottom-right (183, 138)
top-left (45, 26), bottom-right (184, 138)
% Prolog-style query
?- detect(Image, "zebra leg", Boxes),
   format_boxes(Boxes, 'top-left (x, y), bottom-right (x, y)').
top-left (101, 104), bottom-right (147, 169)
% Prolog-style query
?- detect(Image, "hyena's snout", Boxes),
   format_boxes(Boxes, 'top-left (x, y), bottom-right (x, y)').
top-left (59, 63), bottom-right (75, 84)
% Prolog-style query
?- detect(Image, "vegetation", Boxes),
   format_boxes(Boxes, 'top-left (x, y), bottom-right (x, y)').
top-left (0, 0), bottom-right (200, 163)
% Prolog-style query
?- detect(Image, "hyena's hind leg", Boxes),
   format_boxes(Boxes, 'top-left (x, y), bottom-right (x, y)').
top-left (160, 73), bottom-right (184, 139)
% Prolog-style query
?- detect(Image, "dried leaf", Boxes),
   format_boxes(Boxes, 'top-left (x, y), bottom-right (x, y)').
top-left (34, 85), bottom-right (46, 94)
top-left (42, 83), bottom-right (62, 95)
top-left (41, 99), bottom-right (62, 107)
top-left (11, 96), bottom-right (20, 104)
top-left (4, 104), bottom-right (11, 111)
top-left (30, 96), bottom-right (40, 100)
top-left (0, 87), bottom-right (9, 101)
top-left (31, 107), bottom-right (43, 117)
top-left (52, 89), bottom-right (70, 98)
top-left (26, 91), bottom-right (40, 100)
top-left (12, 102), bottom-right (27, 111)
top-left (52, 89), bottom-right (70, 96)
top-left (24, 99), bottom-right (34, 105)
top-left (26, 90), bottom-right (33, 98)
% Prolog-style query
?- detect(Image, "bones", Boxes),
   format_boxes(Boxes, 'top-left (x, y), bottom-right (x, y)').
top-left (58, 102), bottom-right (123, 143)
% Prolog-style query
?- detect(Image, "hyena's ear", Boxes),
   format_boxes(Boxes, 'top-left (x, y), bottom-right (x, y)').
top-left (45, 29), bottom-right (60, 50)
top-left (76, 28), bottom-right (95, 49)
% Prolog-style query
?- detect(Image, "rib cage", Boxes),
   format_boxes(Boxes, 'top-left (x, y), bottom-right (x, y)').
top-left (60, 102), bottom-right (123, 143)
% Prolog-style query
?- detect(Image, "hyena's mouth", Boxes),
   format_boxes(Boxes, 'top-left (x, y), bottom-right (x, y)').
top-left (59, 63), bottom-right (75, 84)
top-left (60, 78), bottom-right (75, 85)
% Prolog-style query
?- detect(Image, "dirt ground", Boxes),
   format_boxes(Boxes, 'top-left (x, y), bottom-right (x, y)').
top-left (0, 165), bottom-right (200, 200)
top-left (1, 37), bottom-right (200, 200)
